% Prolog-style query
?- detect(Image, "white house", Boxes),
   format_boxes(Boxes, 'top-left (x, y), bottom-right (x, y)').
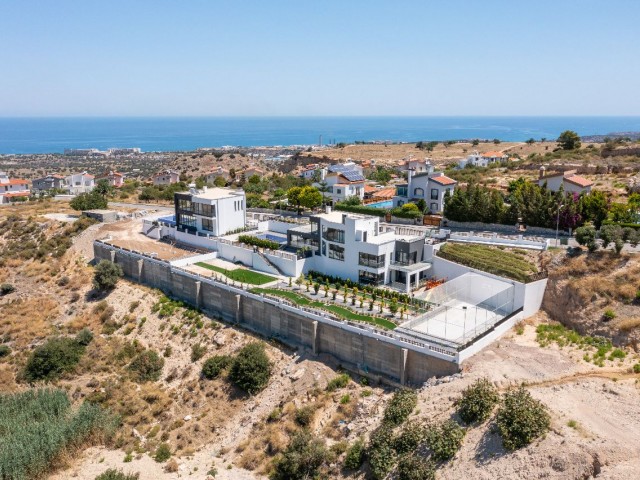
top-left (153, 169), bottom-right (180, 185)
top-left (0, 172), bottom-right (30, 203)
top-left (205, 167), bottom-right (230, 185)
top-left (393, 171), bottom-right (457, 213)
top-left (398, 157), bottom-right (434, 175)
top-left (66, 172), bottom-right (95, 195)
top-left (537, 168), bottom-right (593, 195)
top-left (314, 163), bottom-right (366, 204)
top-left (458, 151), bottom-right (509, 169)
top-left (174, 186), bottom-right (246, 237)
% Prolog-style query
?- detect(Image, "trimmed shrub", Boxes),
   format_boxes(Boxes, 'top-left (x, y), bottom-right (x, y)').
top-left (326, 373), bottom-right (350, 391)
top-left (271, 430), bottom-right (331, 480)
top-left (457, 377), bottom-right (500, 424)
top-left (397, 454), bottom-right (436, 480)
top-left (93, 260), bottom-right (123, 291)
top-left (237, 234), bottom-right (280, 250)
top-left (496, 387), bottom-right (550, 450)
top-left (23, 337), bottom-right (86, 382)
top-left (229, 342), bottom-right (271, 394)
top-left (383, 389), bottom-right (418, 426)
top-left (425, 420), bottom-right (466, 461)
top-left (95, 469), bottom-right (140, 480)
top-left (343, 438), bottom-right (365, 470)
top-left (201, 355), bottom-right (232, 380)
top-left (154, 443), bottom-right (171, 462)
top-left (334, 203), bottom-right (387, 217)
top-left (129, 350), bottom-right (164, 382)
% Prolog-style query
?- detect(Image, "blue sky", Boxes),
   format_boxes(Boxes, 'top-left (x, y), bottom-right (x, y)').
top-left (1, 0), bottom-right (638, 116)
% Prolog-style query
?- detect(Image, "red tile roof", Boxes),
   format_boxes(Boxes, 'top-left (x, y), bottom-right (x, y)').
top-left (430, 175), bottom-right (457, 186)
top-left (372, 187), bottom-right (396, 198)
top-left (2, 191), bottom-right (30, 197)
top-left (482, 151), bottom-right (507, 158)
top-left (1, 179), bottom-right (28, 186)
top-left (565, 175), bottom-right (593, 188)
top-left (364, 185), bottom-right (377, 193)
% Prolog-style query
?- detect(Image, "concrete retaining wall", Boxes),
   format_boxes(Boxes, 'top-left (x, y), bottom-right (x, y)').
top-left (94, 241), bottom-right (459, 385)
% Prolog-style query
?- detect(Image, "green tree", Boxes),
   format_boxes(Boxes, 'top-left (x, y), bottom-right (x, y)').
top-left (457, 377), bottom-right (500, 424)
top-left (496, 387), bottom-right (550, 450)
top-left (93, 260), bottom-right (123, 290)
top-left (299, 186), bottom-right (323, 211)
top-left (229, 342), bottom-right (272, 394)
top-left (23, 337), bottom-right (86, 382)
top-left (213, 176), bottom-right (227, 187)
top-left (575, 225), bottom-right (597, 250)
top-left (557, 130), bottom-right (581, 150)
top-left (579, 191), bottom-right (608, 228)
top-left (70, 190), bottom-right (108, 211)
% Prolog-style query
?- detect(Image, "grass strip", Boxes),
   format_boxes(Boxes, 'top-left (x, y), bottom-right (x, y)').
top-left (195, 262), bottom-right (276, 285)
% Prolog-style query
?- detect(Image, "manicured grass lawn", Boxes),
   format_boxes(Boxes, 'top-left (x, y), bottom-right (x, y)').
top-left (251, 288), bottom-right (397, 330)
top-left (195, 262), bottom-right (277, 285)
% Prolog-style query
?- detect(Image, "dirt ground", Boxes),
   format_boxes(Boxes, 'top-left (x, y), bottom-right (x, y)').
top-left (50, 308), bottom-right (640, 480)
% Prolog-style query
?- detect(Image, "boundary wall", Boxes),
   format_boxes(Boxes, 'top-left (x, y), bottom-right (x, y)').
top-left (94, 240), bottom-right (459, 385)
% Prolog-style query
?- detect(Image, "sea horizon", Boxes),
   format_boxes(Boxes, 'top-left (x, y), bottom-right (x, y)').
top-left (1, 115), bottom-right (640, 155)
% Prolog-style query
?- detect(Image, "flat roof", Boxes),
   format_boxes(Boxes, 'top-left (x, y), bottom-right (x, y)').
top-left (191, 187), bottom-right (244, 200)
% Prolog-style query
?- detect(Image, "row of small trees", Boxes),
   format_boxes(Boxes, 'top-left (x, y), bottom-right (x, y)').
top-left (575, 224), bottom-right (640, 253)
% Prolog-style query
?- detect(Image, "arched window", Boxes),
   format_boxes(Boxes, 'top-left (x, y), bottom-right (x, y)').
top-left (413, 187), bottom-right (424, 196)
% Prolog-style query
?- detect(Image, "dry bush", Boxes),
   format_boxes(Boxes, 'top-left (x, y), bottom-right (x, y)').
top-left (0, 297), bottom-right (58, 347)
top-left (617, 317), bottom-right (640, 332)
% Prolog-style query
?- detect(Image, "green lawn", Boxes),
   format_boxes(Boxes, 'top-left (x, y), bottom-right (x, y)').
top-left (251, 288), bottom-right (397, 330)
top-left (195, 262), bottom-right (277, 285)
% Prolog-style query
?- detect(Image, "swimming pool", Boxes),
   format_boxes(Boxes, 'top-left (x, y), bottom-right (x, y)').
top-left (257, 233), bottom-right (288, 244)
top-left (366, 200), bottom-right (393, 209)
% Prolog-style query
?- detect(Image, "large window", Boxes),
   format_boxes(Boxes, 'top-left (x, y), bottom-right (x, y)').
top-left (178, 198), bottom-right (193, 212)
top-left (394, 250), bottom-right (417, 265)
top-left (359, 270), bottom-right (384, 285)
top-left (359, 252), bottom-right (385, 268)
top-left (396, 185), bottom-right (408, 197)
top-left (180, 214), bottom-right (197, 229)
top-left (322, 227), bottom-right (345, 243)
top-left (202, 218), bottom-right (214, 232)
top-left (430, 188), bottom-right (439, 200)
top-left (194, 202), bottom-right (214, 217)
top-left (328, 244), bottom-right (345, 261)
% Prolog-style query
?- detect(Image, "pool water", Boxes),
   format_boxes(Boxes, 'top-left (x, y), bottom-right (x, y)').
top-left (367, 200), bottom-right (393, 209)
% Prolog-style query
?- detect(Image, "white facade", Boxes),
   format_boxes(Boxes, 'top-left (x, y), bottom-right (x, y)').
top-left (153, 170), bottom-right (180, 185)
top-left (0, 172), bottom-right (30, 203)
top-left (66, 172), bottom-right (95, 194)
top-left (458, 151), bottom-right (508, 169)
top-left (393, 171), bottom-right (457, 213)
top-left (205, 167), bottom-right (230, 185)
top-left (398, 158), bottom-right (434, 174)
top-left (314, 163), bottom-right (366, 204)
top-left (312, 211), bottom-right (396, 285)
top-left (175, 187), bottom-right (246, 237)
top-left (537, 170), bottom-right (593, 195)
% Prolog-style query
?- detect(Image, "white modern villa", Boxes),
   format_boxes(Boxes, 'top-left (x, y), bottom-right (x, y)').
top-left (0, 172), bottom-right (30, 203)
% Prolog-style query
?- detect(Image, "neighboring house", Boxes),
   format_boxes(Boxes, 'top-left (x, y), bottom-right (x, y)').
top-left (31, 174), bottom-right (67, 193)
top-left (96, 170), bottom-right (125, 188)
top-left (174, 186), bottom-right (246, 237)
top-left (66, 172), bottom-right (95, 195)
top-left (398, 157), bottom-right (434, 175)
top-left (314, 163), bottom-right (366, 204)
top-left (300, 164), bottom-right (321, 180)
top-left (393, 170), bottom-right (457, 213)
top-left (458, 150), bottom-right (509, 168)
top-left (537, 168), bottom-right (593, 195)
top-left (0, 171), bottom-right (30, 203)
top-left (238, 167), bottom-right (266, 181)
top-left (205, 167), bottom-right (230, 185)
top-left (153, 169), bottom-right (180, 185)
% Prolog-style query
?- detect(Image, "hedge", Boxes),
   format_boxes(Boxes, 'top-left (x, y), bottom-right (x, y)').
top-left (601, 220), bottom-right (640, 230)
top-left (237, 235), bottom-right (280, 250)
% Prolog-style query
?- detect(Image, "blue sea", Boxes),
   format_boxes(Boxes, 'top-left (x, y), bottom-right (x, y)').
top-left (1, 116), bottom-right (640, 155)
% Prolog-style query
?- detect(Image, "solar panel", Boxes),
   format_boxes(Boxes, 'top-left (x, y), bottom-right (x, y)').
top-left (341, 170), bottom-right (365, 182)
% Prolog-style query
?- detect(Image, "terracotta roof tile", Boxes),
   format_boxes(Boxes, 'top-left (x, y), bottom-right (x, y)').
top-left (430, 176), bottom-right (457, 186)
top-left (565, 175), bottom-right (593, 188)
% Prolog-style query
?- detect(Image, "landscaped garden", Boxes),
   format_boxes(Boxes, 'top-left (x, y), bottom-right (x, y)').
top-left (250, 287), bottom-right (397, 330)
top-left (436, 243), bottom-right (539, 283)
top-left (195, 262), bottom-right (277, 285)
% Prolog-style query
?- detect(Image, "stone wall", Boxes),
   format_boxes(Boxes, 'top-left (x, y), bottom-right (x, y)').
top-left (94, 241), bottom-right (459, 385)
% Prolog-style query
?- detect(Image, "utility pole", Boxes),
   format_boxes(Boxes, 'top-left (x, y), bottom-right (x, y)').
top-left (555, 203), bottom-right (564, 247)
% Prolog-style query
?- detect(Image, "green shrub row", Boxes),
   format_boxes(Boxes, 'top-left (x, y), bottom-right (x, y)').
top-left (334, 203), bottom-right (387, 217)
top-left (237, 234), bottom-right (280, 250)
